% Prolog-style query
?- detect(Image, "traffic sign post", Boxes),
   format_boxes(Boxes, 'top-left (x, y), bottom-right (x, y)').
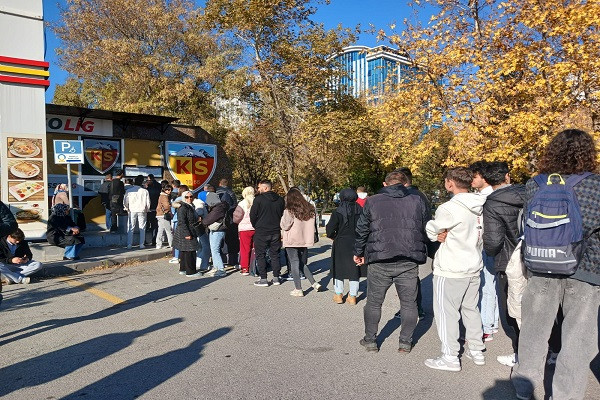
top-left (53, 140), bottom-right (84, 209)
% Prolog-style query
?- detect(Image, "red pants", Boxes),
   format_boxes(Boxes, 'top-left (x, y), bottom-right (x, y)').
top-left (238, 230), bottom-right (255, 268)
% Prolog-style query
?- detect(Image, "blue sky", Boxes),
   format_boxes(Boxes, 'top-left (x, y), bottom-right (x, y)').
top-left (42, 0), bottom-right (434, 102)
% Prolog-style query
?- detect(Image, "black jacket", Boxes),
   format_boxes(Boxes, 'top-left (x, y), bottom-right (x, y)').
top-left (98, 180), bottom-right (111, 209)
top-left (172, 202), bottom-right (199, 251)
top-left (146, 180), bottom-right (161, 211)
top-left (108, 178), bottom-right (125, 210)
top-left (203, 202), bottom-right (228, 232)
top-left (354, 184), bottom-right (430, 264)
top-left (0, 201), bottom-right (17, 238)
top-left (46, 215), bottom-right (85, 248)
top-left (250, 191), bottom-right (285, 235)
top-left (482, 184), bottom-right (526, 273)
top-left (0, 236), bottom-right (33, 264)
top-left (216, 186), bottom-right (237, 210)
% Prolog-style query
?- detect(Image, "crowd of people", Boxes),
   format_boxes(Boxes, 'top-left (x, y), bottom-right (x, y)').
top-left (0, 129), bottom-right (598, 400)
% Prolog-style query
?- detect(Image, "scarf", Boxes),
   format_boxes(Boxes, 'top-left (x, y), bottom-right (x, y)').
top-left (336, 188), bottom-right (361, 226)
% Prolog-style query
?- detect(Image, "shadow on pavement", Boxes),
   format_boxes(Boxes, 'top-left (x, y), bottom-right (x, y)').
top-left (481, 379), bottom-right (519, 400)
top-left (0, 278), bottom-right (213, 346)
top-left (0, 319), bottom-right (183, 397)
top-left (60, 327), bottom-right (232, 400)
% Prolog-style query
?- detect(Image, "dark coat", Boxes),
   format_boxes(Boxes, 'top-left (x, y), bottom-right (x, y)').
top-left (216, 186), bottom-right (237, 210)
top-left (483, 184), bottom-right (526, 273)
top-left (146, 180), bottom-right (161, 211)
top-left (203, 202), bottom-right (228, 232)
top-left (98, 180), bottom-right (111, 210)
top-left (0, 237), bottom-right (33, 264)
top-left (46, 215), bottom-right (85, 248)
top-left (250, 191), bottom-right (285, 235)
top-left (0, 201), bottom-right (17, 238)
top-left (172, 202), bottom-right (199, 252)
top-left (326, 210), bottom-right (366, 280)
top-left (354, 184), bottom-right (430, 264)
top-left (108, 178), bottom-right (125, 211)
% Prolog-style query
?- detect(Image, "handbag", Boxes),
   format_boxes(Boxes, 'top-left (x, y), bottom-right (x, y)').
top-left (162, 204), bottom-right (173, 221)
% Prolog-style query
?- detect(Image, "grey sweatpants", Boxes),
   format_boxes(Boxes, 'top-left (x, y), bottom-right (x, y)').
top-left (433, 275), bottom-right (485, 358)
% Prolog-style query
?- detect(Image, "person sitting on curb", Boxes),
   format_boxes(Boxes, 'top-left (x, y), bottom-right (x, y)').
top-left (47, 204), bottom-right (85, 261)
top-left (0, 228), bottom-right (43, 285)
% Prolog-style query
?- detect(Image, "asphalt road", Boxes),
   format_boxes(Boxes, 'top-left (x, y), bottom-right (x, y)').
top-left (1, 237), bottom-right (598, 400)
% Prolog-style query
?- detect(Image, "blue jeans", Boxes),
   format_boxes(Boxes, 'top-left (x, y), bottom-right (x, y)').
top-left (172, 221), bottom-right (179, 259)
top-left (105, 208), bottom-right (112, 230)
top-left (196, 233), bottom-right (210, 270)
top-left (334, 279), bottom-right (359, 296)
top-left (479, 251), bottom-right (499, 334)
top-left (64, 243), bottom-right (84, 258)
top-left (209, 231), bottom-right (226, 271)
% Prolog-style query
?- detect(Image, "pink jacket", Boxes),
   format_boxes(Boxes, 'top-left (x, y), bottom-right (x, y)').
top-left (234, 200), bottom-right (255, 232)
top-left (280, 209), bottom-right (315, 248)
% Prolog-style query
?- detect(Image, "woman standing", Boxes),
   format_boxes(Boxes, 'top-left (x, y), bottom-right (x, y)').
top-left (46, 204), bottom-right (85, 260)
top-left (172, 191), bottom-right (200, 277)
top-left (52, 184), bottom-right (69, 207)
top-left (326, 188), bottom-right (365, 305)
top-left (234, 187), bottom-right (255, 276)
top-left (281, 187), bottom-right (321, 297)
top-left (156, 182), bottom-right (173, 249)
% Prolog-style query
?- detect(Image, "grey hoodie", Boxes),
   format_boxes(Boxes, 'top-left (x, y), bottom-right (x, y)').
top-left (426, 192), bottom-right (488, 278)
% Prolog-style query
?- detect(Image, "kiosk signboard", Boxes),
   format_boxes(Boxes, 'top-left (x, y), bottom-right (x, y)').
top-left (165, 141), bottom-right (217, 192)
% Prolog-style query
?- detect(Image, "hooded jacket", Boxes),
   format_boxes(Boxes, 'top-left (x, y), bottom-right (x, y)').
top-left (483, 184), bottom-right (526, 273)
top-left (426, 192), bottom-right (487, 278)
top-left (124, 186), bottom-right (150, 213)
top-left (250, 191), bottom-right (285, 235)
top-left (280, 209), bottom-right (315, 248)
top-left (354, 184), bottom-right (430, 264)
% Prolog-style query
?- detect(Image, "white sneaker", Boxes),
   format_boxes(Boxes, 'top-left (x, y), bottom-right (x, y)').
top-left (156, 245), bottom-right (163, 249)
top-left (139, 245), bottom-right (145, 249)
top-left (465, 349), bottom-right (485, 366)
top-left (496, 353), bottom-right (517, 367)
top-left (312, 282), bottom-right (322, 291)
top-left (168, 258), bottom-right (179, 264)
top-left (424, 355), bottom-right (461, 372)
top-left (290, 289), bottom-right (304, 297)
top-left (20, 277), bottom-right (31, 284)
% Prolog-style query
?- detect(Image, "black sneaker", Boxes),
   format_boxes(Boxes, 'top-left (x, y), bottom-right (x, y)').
top-left (398, 340), bottom-right (412, 353)
top-left (359, 338), bottom-right (378, 352)
top-left (254, 279), bottom-right (270, 287)
top-left (272, 277), bottom-right (281, 286)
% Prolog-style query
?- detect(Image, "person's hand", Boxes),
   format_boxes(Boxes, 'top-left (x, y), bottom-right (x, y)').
top-left (71, 227), bottom-right (80, 235)
top-left (353, 255), bottom-right (365, 266)
top-left (437, 230), bottom-right (448, 243)
top-left (11, 257), bottom-right (22, 264)
top-left (185, 236), bottom-right (192, 240)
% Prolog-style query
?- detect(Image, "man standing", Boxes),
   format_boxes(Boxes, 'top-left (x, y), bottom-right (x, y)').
top-left (250, 179), bottom-right (284, 287)
top-left (145, 174), bottom-right (161, 246)
top-left (108, 169), bottom-right (125, 233)
top-left (98, 172), bottom-right (112, 231)
top-left (217, 178), bottom-right (239, 267)
top-left (481, 161), bottom-right (525, 367)
top-left (124, 175), bottom-right (150, 249)
top-left (354, 171), bottom-right (430, 353)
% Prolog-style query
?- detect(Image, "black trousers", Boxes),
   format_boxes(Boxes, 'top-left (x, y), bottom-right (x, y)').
top-left (110, 206), bottom-right (121, 232)
top-left (496, 271), bottom-right (521, 353)
top-left (179, 250), bottom-right (197, 275)
top-left (145, 211), bottom-right (158, 245)
top-left (254, 233), bottom-right (282, 280)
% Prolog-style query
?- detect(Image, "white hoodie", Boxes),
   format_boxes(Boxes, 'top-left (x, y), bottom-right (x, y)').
top-left (124, 186), bottom-right (150, 213)
top-left (426, 192), bottom-right (487, 278)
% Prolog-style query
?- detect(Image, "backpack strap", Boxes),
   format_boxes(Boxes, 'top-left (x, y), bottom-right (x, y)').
top-left (565, 172), bottom-right (593, 190)
top-left (533, 174), bottom-right (549, 187)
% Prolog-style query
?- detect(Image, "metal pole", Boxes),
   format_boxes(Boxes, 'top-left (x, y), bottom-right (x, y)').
top-left (67, 165), bottom-right (73, 209)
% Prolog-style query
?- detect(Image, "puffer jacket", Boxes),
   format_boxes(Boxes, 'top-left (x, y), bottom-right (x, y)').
top-left (172, 202), bottom-right (199, 252)
top-left (280, 209), bottom-right (315, 248)
top-left (354, 183), bottom-right (430, 264)
top-left (235, 200), bottom-right (254, 232)
top-left (482, 184), bottom-right (526, 273)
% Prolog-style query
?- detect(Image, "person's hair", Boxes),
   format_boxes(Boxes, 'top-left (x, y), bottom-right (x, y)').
top-left (469, 160), bottom-right (488, 176)
top-left (105, 173), bottom-right (112, 179)
top-left (179, 185), bottom-right (189, 192)
top-left (205, 184), bottom-right (215, 192)
top-left (125, 178), bottom-right (134, 185)
top-left (9, 228), bottom-right (25, 241)
top-left (173, 180), bottom-right (181, 188)
top-left (385, 171), bottom-right (408, 186)
top-left (259, 179), bottom-right (273, 190)
top-left (113, 168), bottom-right (123, 177)
top-left (162, 183), bottom-right (173, 192)
top-left (285, 187), bottom-right (315, 221)
top-left (482, 161), bottom-right (509, 186)
top-left (394, 167), bottom-right (413, 185)
top-left (356, 186), bottom-right (366, 192)
top-left (160, 179), bottom-right (169, 186)
top-left (242, 186), bottom-right (255, 208)
top-left (538, 129), bottom-right (598, 174)
top-left (444, 167), bottom-right (474, 189)
top-left (219, 178), bottom-right (229, 187)
top-left (148, 174), bottom-right (155, 180)
top-left (134, 175), bottom-right (144, 186)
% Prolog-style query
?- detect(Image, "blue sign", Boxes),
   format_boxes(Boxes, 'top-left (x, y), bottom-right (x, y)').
top-left (53, 140), bottom-right (84, 164)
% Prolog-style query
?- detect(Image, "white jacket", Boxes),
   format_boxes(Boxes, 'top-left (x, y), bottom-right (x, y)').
top-left (426, 192), bottom-right (487, 278)
top-left (124, 186), bottom-right (150, 213)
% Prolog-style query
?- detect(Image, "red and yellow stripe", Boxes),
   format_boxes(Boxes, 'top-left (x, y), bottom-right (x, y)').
top-left (0, 55), bottom-right (50, 87)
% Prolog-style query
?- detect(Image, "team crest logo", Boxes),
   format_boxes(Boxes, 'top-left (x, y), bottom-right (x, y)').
top-left (84, 139), bottom-right (119, 174)
top-left (165, 142), bottom-right (217, 192)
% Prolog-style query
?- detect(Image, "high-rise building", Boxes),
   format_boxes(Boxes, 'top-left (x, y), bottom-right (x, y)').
top-left (332, 45), bottom-right (415, 101)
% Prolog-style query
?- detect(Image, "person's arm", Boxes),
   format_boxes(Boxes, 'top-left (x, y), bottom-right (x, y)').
top-left (22, 241), bottom-right (34, 260)
top-left (249, 200), bottom-right (259, 227)
top-left (233, 205), bottom-right (244, 224)
top-left (123, 192), bottom-right (130, 211)
top-left (483, 202), bottom-right (506, 257)
top-left (0, 202), bottom-right (17, 238)
top-left (425, 205), bottom-right (457, 241)
top-left (280, 209), bottom-right (294, 231)
top-left (325, 211), bottom-right (340, 239)
top-left (144, 190), bottom-right (151, 212)
top-left (0, 240), bottom-right (13, 264)
top-left (353, 202), bottom-right (372, 257)
top-left (202, 206), bottom-right (225, 226)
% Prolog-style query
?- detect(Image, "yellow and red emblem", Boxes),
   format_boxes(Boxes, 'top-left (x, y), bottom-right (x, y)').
top-left (165, 142), bottom-right (217, 192)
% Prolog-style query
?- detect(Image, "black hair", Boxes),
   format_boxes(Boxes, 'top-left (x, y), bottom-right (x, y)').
top-left (469, 161), bottom-right (488, 176)
top-left (482, 161), bottom-right (509, 186)
top-left (394, 167), bottom-right (413, 185)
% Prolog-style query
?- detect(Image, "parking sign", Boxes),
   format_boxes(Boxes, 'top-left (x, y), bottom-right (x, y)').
top-left (54, 139), bottom-right (84, 164)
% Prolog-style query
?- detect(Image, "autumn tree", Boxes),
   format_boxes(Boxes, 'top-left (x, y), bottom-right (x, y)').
top-left (374, 0), bottom-right (600, 181)
top-left (51, 0), bottom-right (239, 129)
top-left (204, 0), bottom-right (357, 191)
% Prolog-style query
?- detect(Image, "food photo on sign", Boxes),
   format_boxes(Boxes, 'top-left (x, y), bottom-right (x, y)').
top-left (7, 137), bottom-right (43, 159)
top-left (165, 141), bottom-right (217, 192)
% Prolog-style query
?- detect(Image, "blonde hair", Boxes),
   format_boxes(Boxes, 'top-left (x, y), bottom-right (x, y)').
top-left (242, 186), bottom-right (255, 208)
